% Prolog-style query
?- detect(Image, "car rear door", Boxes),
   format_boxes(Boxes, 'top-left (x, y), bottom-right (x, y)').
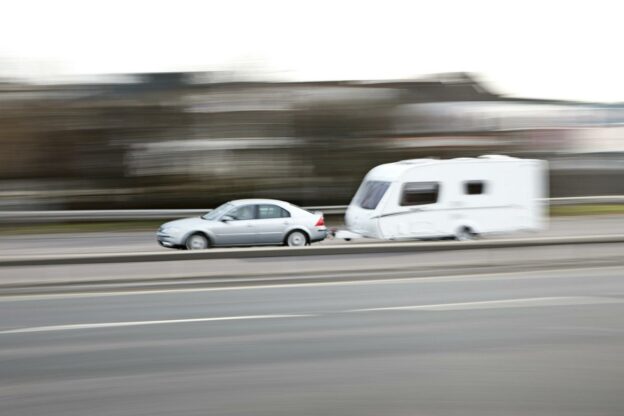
top-left (254, 204), bottom-right (292, 244)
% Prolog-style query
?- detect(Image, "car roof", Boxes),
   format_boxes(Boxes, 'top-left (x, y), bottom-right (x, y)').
top-left (229, 198), bottom-right (292, 206)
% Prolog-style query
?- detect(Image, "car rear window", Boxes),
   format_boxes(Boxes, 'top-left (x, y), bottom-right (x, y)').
top-left (355, 181), bottom-right (391, 210)
top-left (258, 204), bottom-right (290, 219)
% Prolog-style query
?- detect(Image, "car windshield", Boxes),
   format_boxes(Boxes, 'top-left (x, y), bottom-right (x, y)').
top-left (202, 203), bottom-right (233, 220)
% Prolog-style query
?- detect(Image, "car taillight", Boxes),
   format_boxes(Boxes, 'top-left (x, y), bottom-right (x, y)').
top-left (315, 216), bottom-right (325, 227)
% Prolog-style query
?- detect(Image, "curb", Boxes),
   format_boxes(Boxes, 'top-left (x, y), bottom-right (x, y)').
top-left (0, 235), bottom-right (623, 267)
top-left (2, 257), bottom-right (623, 297)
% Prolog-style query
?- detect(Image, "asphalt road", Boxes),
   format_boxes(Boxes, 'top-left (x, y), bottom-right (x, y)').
top-left (1, 215), bottom-right (623, 257)
top-left (3, 265), bottom-right (624, 415)
top-left (2, 240), bottom-right (623, 289)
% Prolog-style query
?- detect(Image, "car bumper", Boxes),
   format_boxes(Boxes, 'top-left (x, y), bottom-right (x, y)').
top-left (310, 228), bottom-right (328, 243)
top-left (157, 232), bottom-right (179, 248)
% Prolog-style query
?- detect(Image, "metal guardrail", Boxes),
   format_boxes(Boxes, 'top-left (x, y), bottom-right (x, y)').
top-left (0, 197), bottom-right (622, 224)
top-left (0, 205), bottom-right (348, 223)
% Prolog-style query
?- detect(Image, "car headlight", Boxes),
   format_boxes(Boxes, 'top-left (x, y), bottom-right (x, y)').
top-left (164, 227), bottom-right (181, 235)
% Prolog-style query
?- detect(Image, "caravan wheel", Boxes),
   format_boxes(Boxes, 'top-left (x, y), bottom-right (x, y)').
top-left (455, 227), bottom-right (476, 241)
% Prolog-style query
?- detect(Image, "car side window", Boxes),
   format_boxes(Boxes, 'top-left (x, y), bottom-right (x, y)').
top-left (228, 205), bottom-right (256, 220)
top-left (258, 204), bottom-right (290, 219)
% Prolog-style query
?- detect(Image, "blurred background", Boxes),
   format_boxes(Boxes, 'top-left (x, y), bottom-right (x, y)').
top-left (2, 71), bottom-right (624, 210)
top-left (1, 0), bottom-right (624, 211)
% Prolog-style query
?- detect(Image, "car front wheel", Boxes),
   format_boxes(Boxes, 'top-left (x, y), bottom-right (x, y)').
top-left (186, 233), bottom-right (209, 250)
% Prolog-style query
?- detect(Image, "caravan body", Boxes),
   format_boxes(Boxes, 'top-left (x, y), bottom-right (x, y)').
top-left (345, 155), bottom-right (547, 240)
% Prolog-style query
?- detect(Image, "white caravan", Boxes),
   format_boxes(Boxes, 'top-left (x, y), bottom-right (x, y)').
top-left (344, 155), bottom-right (547, 240)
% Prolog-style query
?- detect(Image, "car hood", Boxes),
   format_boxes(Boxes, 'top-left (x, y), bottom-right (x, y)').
top-left (161, 217), bottom-right (211, 230)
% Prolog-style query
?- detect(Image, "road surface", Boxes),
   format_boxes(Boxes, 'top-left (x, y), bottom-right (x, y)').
top-left (2, 265), bottom-right (624, 415)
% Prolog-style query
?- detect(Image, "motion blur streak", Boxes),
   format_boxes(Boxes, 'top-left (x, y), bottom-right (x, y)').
top-left (4, 296), bottom-right (623, 335)
top-left (351, 296), bottom-right (623, 312)
top-left (0, 314), bottom-right (311, 334)
top-left (3, 266), bottom-right (624, 415)
top-left (1, 72), bottom-right (624, 212)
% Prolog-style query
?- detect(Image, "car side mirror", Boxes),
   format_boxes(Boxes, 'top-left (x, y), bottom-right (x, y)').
top-left (221, 215), bottom-right (234, 222)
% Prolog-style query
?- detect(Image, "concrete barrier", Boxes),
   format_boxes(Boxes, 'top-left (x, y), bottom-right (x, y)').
top-left (1, 234), bottom-right (623, 267)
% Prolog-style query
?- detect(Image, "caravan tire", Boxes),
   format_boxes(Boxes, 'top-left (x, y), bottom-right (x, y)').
top-left (455, 227), bottom-right (476, 241)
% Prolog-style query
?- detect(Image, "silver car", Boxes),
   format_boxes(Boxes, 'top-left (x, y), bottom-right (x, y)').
top-left (157, 199), bottom-right (328, 250)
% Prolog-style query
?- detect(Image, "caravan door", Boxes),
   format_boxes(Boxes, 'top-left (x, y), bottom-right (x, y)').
top-left (379, 182), bottom-right (442, 239)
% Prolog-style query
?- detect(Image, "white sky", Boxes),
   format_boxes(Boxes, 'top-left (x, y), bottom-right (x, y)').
top-left (1, 0), bottom-right (623, 102)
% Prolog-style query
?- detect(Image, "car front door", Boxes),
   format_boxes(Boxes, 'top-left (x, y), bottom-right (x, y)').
top-left (212, 204), bottom-right (258, 246)
top-left (254, 204), bottom-right (292, 244)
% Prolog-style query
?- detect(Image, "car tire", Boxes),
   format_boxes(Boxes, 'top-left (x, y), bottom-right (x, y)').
top-left (286, 230), bottom-right (308, 247)
top-left (185, 233), bottom-right (209, 250)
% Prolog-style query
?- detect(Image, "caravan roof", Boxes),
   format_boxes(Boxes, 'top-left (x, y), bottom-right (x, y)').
top-left (367, 155), bottom-right (524, 181)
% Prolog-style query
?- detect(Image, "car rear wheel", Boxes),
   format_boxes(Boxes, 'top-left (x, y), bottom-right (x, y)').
top-left (286, 231), bottom-right (307, 247)
top-left (186, 233), bottom-right (209, 250)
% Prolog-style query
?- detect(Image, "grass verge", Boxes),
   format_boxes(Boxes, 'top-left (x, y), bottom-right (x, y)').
top-left (550, 204), bottom-right (624, 216)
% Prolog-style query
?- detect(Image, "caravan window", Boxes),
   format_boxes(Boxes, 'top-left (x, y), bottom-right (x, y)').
top-left (464, 181), bottom-right (485, 195)
top-left (356, 181), bottom-right (391, 210)
top-left (400, 182), bottom-right (439, 206)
